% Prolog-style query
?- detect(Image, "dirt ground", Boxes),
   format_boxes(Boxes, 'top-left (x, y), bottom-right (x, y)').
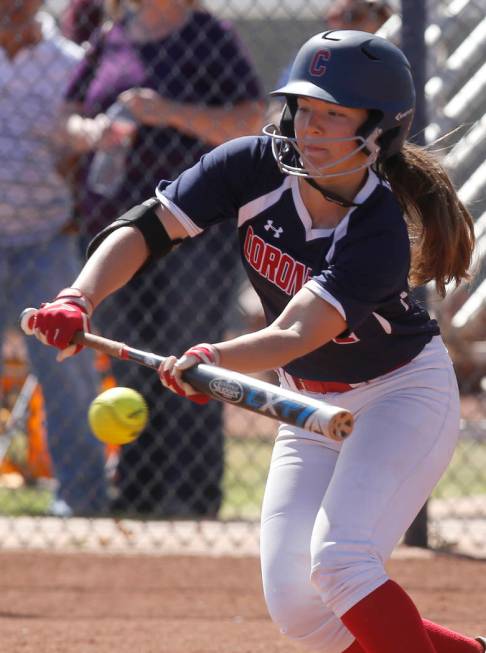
top-left (0, 549), bottom-right (484, 653)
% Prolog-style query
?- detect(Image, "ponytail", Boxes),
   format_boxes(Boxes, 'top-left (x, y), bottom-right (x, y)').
top-left (377, 143), bottom-right (475, 297)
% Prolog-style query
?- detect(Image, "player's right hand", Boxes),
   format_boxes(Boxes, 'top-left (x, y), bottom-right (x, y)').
top-left (20, 288), bottom-right (93, 362)
top-left (160, 344), bottom-right (220, 404)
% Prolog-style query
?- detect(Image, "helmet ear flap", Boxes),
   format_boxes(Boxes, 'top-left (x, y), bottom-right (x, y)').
top-left (376, 126), bottom-right (401, 160)
top-left (356, 109), bottom-right (383, 160)
top-left (279, 97), bottom-right (298, 137)
top-left (356, 110), bottom-right (381, 142)
top-left (357, 109), bottom-right (404, 161)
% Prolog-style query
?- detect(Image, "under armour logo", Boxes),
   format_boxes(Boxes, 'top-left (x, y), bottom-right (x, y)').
top-left (264, 219), bottom-right (283, 238)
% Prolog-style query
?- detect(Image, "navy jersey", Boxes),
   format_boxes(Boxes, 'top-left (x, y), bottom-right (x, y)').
top-left (156, 136), bottom-right (440, 383)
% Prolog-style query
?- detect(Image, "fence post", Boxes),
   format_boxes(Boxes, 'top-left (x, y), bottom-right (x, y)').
top-left (401, 0), bottom-right (429, 548)
top-left (401, 0), bottom-right (428, 149)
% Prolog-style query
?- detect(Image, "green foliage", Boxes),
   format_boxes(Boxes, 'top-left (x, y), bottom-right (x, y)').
top-left (0, 485), bottom-right (52, 516)
top-left (0, 435), bottom-right (274, 519)
top-left (221, 436), bottom-right (273, 520)
top-left (0, 436), bottom-right (484, 518)
top-left (434, 437), bottom-right (486, 498)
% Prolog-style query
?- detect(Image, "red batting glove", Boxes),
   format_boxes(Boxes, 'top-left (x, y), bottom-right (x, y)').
top-left (160, 343), bottom-right (220, 405)
top-left (23, 288), bottom-right (93, 362)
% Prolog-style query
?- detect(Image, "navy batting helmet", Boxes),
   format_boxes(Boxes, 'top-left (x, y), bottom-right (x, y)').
top-left (263, 30), bottom-right (415, 179)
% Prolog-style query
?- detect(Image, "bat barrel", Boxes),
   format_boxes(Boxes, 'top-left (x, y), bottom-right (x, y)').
top-left (318, 408), bottom-right (354, 442)
top-left (184, 364), bottom-right (353, 441)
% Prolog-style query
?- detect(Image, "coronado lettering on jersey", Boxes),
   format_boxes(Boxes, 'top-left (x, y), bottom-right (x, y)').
top-left (244, 225), bottom-right (313, 296)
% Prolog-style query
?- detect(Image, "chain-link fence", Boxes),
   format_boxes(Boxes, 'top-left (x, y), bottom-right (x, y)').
top-left (0, 0), bottom-right (485, 556)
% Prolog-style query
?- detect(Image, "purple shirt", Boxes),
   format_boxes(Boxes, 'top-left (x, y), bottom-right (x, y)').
top-left (65, 10), bottom-right (263, 235)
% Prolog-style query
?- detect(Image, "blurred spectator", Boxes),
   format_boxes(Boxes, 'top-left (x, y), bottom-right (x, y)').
top-left (60, 0), bottom-right (205, 47)
top-left (62, 0), bottom-right (264, 516)
top-left (60, 0), bottom-right (104, 45)
top-left (0, 0), bottom-right (108, 516)
top-left (326, 0), bottom-right (395, 33)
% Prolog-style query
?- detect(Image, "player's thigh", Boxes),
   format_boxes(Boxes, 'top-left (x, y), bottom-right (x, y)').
top-left (261, 432), bottom-right (338, 606)
top-left (311, 363), bottom-right (460, 564)
top-left (261, 433), bottom-right (355, 652)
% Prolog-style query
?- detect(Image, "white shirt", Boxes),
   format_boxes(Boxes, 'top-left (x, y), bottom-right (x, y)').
top-left (0, 12), bottom-right (83, 247)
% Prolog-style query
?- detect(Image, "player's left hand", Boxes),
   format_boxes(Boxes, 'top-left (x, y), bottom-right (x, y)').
top-left (20, 289), bottom-right (93, 362)
top-left (159, 344), bottom-right (220, 405)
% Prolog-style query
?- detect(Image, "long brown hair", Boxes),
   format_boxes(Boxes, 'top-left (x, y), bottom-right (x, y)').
top-left (377, 143), bottom-right (475, 297)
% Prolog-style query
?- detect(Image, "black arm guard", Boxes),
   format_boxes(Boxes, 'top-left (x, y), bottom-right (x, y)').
top-left (86, 197), bottom-right (181, 262)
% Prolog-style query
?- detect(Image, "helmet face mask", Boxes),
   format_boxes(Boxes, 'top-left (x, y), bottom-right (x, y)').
top-left (262, 121), bottom-right (383, 180)
top-left (265, 30), bottom-right (415, 180)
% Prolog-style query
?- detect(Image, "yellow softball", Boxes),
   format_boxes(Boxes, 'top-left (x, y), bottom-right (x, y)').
top-left (88, 387), bottom-right (148, 445)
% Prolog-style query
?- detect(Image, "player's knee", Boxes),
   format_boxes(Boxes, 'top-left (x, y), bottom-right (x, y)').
top-left (263, 574), bottom-right (313, 638)
top-left (263, 576), bottom-right (354, 652)
top-left (310, 539), bottom-right (388, 617)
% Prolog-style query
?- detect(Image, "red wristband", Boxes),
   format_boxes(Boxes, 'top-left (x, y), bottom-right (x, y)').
top-left (56, 288), bottom-right (94, 316)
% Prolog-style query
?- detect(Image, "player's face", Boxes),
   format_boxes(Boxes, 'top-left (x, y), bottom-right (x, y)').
top-left (294, 97), bottom-right (369, 177)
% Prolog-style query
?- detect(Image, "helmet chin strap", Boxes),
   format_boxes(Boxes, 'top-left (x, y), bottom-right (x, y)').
top-left (304, 177), bottom-right (359, 208)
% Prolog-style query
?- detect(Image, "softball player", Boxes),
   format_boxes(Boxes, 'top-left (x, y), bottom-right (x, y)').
top-left (28, 31), bottom-right (482, 653)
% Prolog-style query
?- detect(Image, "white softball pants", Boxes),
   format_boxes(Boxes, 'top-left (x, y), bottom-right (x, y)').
top-left (260, 337), bottom-right (460, 653)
